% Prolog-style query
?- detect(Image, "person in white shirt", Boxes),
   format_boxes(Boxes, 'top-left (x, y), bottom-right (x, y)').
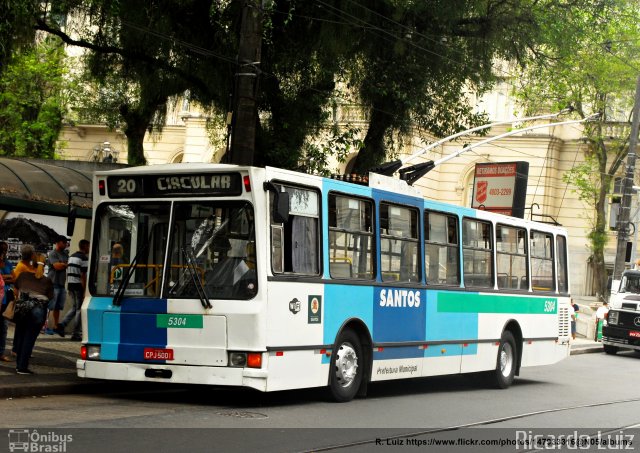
top-left (595, 301), bottom-right (609, 341)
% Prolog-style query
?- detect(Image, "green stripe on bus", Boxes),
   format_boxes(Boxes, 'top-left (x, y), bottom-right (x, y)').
top-left (157, 314), bottom-right (204, 328)
top-left (437, 293), bottom-right (558, 314)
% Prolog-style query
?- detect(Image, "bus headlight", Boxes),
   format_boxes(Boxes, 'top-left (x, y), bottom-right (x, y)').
top-left (229, 352), bottom-right (247, 367)
top-left (229, 352), bottom-right (262, 368)
top-left (608, 311), bottom-right (619, 325)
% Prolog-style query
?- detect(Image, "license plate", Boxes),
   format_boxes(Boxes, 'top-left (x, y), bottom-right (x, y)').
top-left (143, 348), bottom-right (174, 360)
top-left (629, 331), bottom-right (640, 338)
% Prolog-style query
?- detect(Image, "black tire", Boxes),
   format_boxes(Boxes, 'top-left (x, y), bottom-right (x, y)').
top-left (328, 329), bottom-right (363, 402)
top-left (490, 331), bottom-right (517, 389)
top-left (603, 344), bottom-right (619, 355)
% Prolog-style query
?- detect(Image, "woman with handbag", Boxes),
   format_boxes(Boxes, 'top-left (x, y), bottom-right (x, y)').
top-left (0, 241), bottom-right (15, 362)
top-left (13, 252), bottom-right (53, 375)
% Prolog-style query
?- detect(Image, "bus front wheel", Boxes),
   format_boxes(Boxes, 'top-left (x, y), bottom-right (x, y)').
top-left (329, 329), bottom-right (363, 402)
top-left (603, 344), bottom-right (618, 355)
top-left (490, 331), bottom-right (517, 389)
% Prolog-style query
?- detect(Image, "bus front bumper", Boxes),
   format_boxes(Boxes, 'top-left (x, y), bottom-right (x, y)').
top-left (77, 359), bottom-right (268, 391)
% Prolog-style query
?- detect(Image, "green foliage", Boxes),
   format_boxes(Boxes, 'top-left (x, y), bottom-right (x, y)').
top-left (517, 0), bottom-right (640, 294)
top-left (0, 40), bottom-right (68, 158)
top-left (301, 124), bottom-right (362, 176)
top-left (561, 154), bottom-right (602, 210)
top-left (0, 1), bottom-right (38, 77)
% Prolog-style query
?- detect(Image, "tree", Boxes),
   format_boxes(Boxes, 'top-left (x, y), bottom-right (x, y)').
top-left (514, 0), bottom-right (640, 297)
top-left (37, 0), bottom-right (231, 166)
top-left (0, 39), bottom-right (69, 158)
top-left (27, 0), bottom-right (620, 174)
top-left (340, 0), bottom-right (603, 172)
top-left (0, 0), bottom-right (37, 78)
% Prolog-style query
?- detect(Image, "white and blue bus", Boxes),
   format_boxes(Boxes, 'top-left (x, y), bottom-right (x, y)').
top-left (78, 164), bottom-right (571, 401)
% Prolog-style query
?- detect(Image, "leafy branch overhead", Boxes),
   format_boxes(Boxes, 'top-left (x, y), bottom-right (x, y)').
top-left (516, 0), bottom-right (640, 297)
top-left (1, 0), bottom-right (636, 177)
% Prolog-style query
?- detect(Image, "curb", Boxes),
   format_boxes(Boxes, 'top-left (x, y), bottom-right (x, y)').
top-left (570, 346), bottom-right (603, 356)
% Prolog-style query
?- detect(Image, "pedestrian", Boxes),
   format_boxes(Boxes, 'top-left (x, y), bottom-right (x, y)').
top-left (53, 239), bottom-right (89, 341)
top-left (595, 301), bottom-right (609, 342)
top-left (46, 235), bottom-right (69, 334)
top-left (12, 244), bottom-right (36, 279)
top-left (0, 241), bottom-right (15, 361)
top-left (13, 253), bottom-right (53, 374)
top-left (569, 300), bottom-right (576, 340)
top-left (572, 299), bottom-right (579, 340)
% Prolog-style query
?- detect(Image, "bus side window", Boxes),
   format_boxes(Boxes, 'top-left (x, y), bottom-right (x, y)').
top-left (462, 218), bottom-right (493, 288)
top-left (531, 230), bottom-right (554, 291)
top-left (270, 185), bottom-right (320, 275)
top-left (556, 235), bottom-right (568, 293)
top-left (380, 203), bottom-right (420, 283)
top-left (328, 194), bottom-right (374, 280)
top-left (496, 224), bottom-right (528, 290)
top-left (425, 211), bottom-right (459, 285)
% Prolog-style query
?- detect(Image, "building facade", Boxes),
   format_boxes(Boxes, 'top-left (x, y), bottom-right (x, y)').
top-left (54, 90), bottom-right (633, 298)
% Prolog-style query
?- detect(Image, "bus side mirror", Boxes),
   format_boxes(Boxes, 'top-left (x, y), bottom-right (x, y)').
top-left (264, 182), bottom-right (290, 223)
top-left (67, 207), bottom-right (77, 237)
top-left (274, 191), bottom-right (290, 223)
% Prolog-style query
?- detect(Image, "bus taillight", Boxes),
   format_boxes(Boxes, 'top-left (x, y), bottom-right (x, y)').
top-left (243, 175), bottom-right (251, 192)
top-left (81, 345), bottom-right (87, 360)
top-left (229, 352), bottom-right (262, 368)
top-left (98, 179), bottom-right (106, 195)
top-left (247, 353), bottom-right (262, 368)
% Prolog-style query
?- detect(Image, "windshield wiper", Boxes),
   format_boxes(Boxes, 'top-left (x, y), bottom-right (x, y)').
top-left (113, 239), bottom-right (151, 307)
top-left (183, 248), bottom-right (212, 309)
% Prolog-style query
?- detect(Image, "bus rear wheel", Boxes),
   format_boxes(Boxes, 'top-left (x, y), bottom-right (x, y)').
top-left (490, 331), bottom-right (517, 389)
top-left (329, 329), bottom-right (363, 402)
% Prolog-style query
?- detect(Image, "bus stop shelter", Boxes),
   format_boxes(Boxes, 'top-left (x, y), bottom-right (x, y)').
top-left (0, 158), bottom-right (126, 219)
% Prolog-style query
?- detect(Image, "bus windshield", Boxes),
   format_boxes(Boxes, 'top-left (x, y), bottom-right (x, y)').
top-left (91, 201), bottom-right (256, 300)
top-left (620, 274), bottom-right (640, 294)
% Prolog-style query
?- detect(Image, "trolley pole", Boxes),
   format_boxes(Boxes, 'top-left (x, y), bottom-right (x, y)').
top-left (613, 74), bottom-right (640, 280)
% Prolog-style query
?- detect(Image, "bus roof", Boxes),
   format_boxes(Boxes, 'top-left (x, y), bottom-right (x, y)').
top-left (96, 163), bottom-right (567, 234)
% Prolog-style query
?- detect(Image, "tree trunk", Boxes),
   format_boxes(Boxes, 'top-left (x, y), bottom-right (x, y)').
top-left (592, 142), bottom-right (609, 299)
top-left (119, 104), bottom-right (152, 166)
top-left (351, 106), bottom-right (393, 174)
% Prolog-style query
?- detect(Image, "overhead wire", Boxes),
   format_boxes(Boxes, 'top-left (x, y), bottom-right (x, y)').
top-left (94, 3), bottom-right (632, 199)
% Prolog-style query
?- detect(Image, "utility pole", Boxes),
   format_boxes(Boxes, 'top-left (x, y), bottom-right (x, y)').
top-left (613, 74), bottom-right (640, 280)
top-left (229, 0), bottom-right (263, 165)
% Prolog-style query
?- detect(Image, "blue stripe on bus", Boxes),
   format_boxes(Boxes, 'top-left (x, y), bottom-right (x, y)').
top-left (374, 287), bottom-right (425, 359)
top-left (426, 290), bottom-right (478, 356)
top-left (120, 298), bottom-right (167, 314)
top-left (322, 287), bottom-right (481, 361)
top-left (323, 284), bottom-right (374, 363)
top-left (118, 312), bottom-right (168, 363)
top-left (87, 297), bottom-right (119, 346)
top-left (87, 297), bottom-right (169, 362)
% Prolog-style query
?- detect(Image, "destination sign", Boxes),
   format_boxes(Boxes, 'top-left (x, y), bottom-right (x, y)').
top-left (107, 173), bottom-right (242, 198)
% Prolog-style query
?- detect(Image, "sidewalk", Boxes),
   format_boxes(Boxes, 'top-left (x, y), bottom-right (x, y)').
top-left (0, 325), bottom-right (605, 399)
